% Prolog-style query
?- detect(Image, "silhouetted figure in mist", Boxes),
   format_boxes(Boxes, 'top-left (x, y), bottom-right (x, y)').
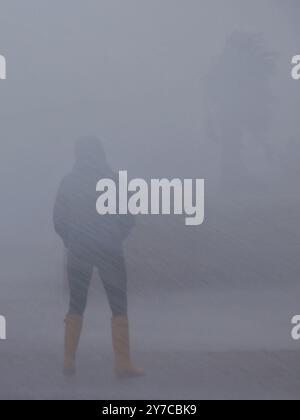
top-left (204, 31), bottom-right (276, 195)
top-left (53, 137), bottom-right (143, 377)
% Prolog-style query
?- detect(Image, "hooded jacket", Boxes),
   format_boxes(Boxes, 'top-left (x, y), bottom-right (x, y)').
top-left (53, 139), bottom-right (135, 256)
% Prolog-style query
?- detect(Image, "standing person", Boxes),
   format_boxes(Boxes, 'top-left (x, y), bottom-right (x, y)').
top-left (204, 31), bottom-right (276, 194)
top-left (53, 136), bottom-right (143, 377)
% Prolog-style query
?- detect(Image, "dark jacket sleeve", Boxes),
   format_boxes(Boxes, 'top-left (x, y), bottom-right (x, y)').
top-left (118, 213), bottom-right (136, 241)
top-left (53, 177), bottom-right (70, 248)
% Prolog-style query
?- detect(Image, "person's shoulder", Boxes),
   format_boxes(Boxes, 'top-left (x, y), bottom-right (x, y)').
top-left (62, 172), bottom-right (73, 184)
top-left (58, 173), bottom-right (74, 192)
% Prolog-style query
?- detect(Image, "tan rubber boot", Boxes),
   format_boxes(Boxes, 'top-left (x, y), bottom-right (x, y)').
top-left (63, 314), bottom-right (83, 376)
top-left (111, 315), bottom-right (144, 378)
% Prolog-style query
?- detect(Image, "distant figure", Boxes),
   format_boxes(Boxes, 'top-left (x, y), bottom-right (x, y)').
top-left (204, 31), bottom-right (276, 193)
top-left (53, 136), bottom-right (143, 377)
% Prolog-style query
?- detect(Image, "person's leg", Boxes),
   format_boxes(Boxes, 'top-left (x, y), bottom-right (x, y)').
top-left (98, 251), bottom-right (128, 317)
top-left (64, 252), bottom-right (93, 375)
top-left (98, 251), bottom-right (143, 377)
top-left (67, 252), bottom-right (93, 316)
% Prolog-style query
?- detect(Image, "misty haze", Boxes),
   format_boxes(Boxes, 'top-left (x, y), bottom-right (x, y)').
top-left (0, 0), bottom-right (300, 400)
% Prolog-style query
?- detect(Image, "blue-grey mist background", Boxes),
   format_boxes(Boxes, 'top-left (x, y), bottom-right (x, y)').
top-left (0, 0), bottom-right (300, 400)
